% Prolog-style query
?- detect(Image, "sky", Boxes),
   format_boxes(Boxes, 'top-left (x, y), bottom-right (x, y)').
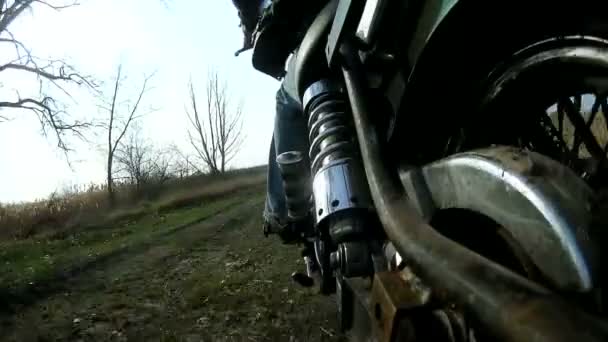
top-left (0, 0), bottom-right (281, 202)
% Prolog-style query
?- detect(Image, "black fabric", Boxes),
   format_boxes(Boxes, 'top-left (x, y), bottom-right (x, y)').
top-left (231, 0), bottom-right (329, 75)
top-left (252, 0), bottom-right (328, 77)
top-left (231, 0), bottom-right (265, 55)
top-left (231, 0), bottom-right (263, 33)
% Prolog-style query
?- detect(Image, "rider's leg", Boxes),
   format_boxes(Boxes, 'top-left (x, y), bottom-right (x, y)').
top-left (263, 82), bottom-right (309, 235)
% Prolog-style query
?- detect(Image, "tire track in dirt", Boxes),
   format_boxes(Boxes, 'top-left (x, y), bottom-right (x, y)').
top-left (2, 193), bottom-right (343, 342)
top-left (0, 194), bottom-right (262, 316)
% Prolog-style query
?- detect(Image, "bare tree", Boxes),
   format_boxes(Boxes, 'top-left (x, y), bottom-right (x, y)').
top-left (116, 127), bottom-right (174, 189)
top-left (186, 70), bottom-right (244, 174)
top-left (151, 147), bottom-right (172, 185)
top-left (102, 64), bottom-right (153, 204)
top-left (115, 125), bottom-right (152, 189)
top-left (167, 143), bottom-right (198, 179)
top-left (0, 1), bottom-right (97, 150)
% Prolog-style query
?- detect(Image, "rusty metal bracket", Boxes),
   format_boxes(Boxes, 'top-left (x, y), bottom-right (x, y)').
top-left (370, 270), bottom-right (431, 342)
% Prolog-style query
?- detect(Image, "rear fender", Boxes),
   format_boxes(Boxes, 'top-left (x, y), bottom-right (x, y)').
top-left (402, 0), bottom-right (458, 69)
top-left (389, 0), bottom-right (608, 163)
top-left (399, 146), bottom-right (598, 292)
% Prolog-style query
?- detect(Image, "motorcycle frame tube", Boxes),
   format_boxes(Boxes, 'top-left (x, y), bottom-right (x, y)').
top-left (294, 0), bottom-right (339, 100)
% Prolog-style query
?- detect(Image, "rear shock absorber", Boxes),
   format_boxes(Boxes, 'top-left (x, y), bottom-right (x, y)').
top-left (302, 79), bottom-right (374, 278)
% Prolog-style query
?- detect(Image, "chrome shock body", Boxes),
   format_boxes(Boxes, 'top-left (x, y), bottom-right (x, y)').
top-left (302, 79), bottom-right (375, 278)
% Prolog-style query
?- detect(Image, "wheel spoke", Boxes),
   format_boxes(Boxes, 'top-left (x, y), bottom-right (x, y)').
top-left (573, 95), bottom-right (582, 113)
top-left (539, 112), bottom-right (574, 164)
top-left (560, 97), bottom-right (606, 161)
top-left (556, 101), bottom-right (565, 136)
top-left (480, 38), bottom-right (608, 184)
top-left (572, 96), bottom-right (600, 155)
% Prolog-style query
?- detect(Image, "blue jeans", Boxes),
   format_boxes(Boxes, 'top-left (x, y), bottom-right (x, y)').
top-left (263, 84), bottom-right (309, 227)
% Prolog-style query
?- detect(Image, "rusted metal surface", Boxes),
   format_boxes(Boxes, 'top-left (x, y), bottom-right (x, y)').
top-left (370, 270), bottom-right (430, 342)
top-left (342, 45), bottom-right (608, 341)
top-left (399, 145), bottom-right (598, 292)
top-left (348, 267), bottom-right (471, 342)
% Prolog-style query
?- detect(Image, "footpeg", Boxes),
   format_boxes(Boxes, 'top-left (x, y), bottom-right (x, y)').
top-left (291, 255), bottom-right (318, 288)
top-left (291, 272), bottom-right (315, 287)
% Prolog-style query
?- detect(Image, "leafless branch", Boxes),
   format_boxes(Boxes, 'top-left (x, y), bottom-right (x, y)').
top-left (0, 63), bottom-right (96, 88)
top-left (0, 1), bottom-right (97, 152)
top-left (169, 143), bottom-right (200, 177)
top-left (0, 35), bottom-right (28, 58)
top-left (115, 128), bottom-right (176, 189)
top-left (32, 0), bottom-right (79, 11)
top-left (0, 96), bottom-right (90, 150)
top-left (102, 64), bottom-right (155, 204)
top-left (0, 1), bottom-right (35, 32)
top-left (185, 69), bottom-right (245, 174)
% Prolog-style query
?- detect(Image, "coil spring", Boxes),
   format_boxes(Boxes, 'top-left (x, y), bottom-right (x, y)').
top-left (306, 92), bottom-right (357, 175)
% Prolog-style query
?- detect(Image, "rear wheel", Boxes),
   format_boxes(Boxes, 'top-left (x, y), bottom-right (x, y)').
top-left (474, 36), bottom-right (608, 188)
top-left (381, 5), bottom-right (608, 340)
top-left (435, 36), bottom-right (608, 340)
top-left (388, 35), bottom-right (608, 342)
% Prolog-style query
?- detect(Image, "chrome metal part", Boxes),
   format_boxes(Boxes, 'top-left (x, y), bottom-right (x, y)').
top-left (302, 79), bottom-right (343, 114)
top-left (356, 0), bottom-right (387, 45)
top-left (258, 0), bottom-right (272, 13)
top-left (383, 242), bottom-right (404, 271)
top-left (304, 81), bottom-right (355, 174)
top-left (276, 150), bottom-right (312, 220)
top-left (341, 44), bottom-right (608, 341)
top-left (304, 255), bottom-right (315, 278)
top-left (304, 78), bottom-right (376, 296)
top-left (303, 80), bottom-right (372, 227)
top-left (292, 245), bottom-right (318, 288)
top-left (399, 146), bottom-right (598, 292)
top-left (312, 160), bottom-right (371, 223)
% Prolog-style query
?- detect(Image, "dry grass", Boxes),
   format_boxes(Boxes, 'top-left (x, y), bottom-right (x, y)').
top-left (0, 166), bottom-right (267, 241)
top-left (0, 192), bottom-right (342, 341)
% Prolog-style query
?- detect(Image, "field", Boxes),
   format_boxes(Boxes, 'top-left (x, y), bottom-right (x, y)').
top-left (4, 106), bottom-right (605, 341)
top-left (0, 171), bottom-right (343, 342)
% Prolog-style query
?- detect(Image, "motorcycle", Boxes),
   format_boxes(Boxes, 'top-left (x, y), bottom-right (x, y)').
top-left (245, 0), bottom-right (608, 340)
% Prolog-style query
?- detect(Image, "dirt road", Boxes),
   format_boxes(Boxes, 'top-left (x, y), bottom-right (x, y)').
top-left (0, 190), bottom-right (343, 341)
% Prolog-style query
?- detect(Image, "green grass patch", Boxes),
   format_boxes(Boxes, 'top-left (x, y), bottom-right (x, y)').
top-left (0, 188), bottom-right (260, 311)
top-left (0, 191), bottom-right (342, 342)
